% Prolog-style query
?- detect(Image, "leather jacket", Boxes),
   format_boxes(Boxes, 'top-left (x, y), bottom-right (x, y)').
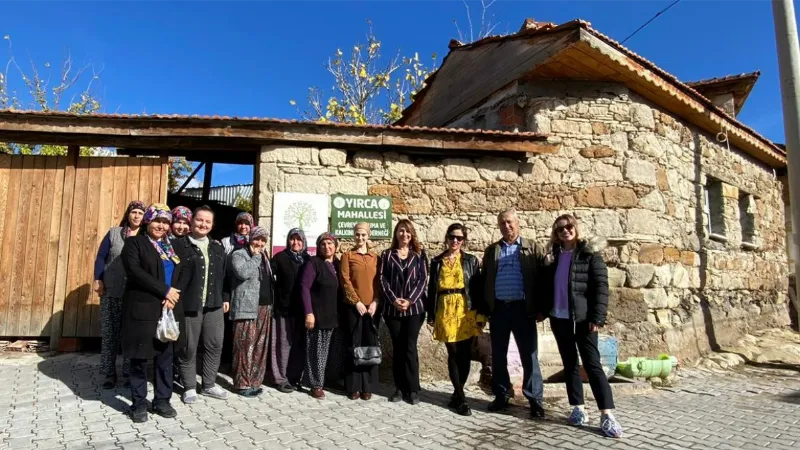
top-left (427, 251), bottom-right (484, 323)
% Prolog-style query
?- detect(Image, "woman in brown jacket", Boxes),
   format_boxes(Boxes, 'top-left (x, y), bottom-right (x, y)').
top-left (339, 222), bottom-right (381, 400)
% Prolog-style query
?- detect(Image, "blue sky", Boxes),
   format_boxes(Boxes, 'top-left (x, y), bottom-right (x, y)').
top-left (0, 1), bottom-right (792, 186)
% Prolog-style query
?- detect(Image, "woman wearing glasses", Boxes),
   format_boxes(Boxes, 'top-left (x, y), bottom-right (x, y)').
top-left (539, 214), bottom-right (623, 438)
top-left (427, 223), bottom-right (484, 416)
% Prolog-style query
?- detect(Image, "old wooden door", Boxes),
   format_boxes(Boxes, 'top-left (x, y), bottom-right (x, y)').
top-left (0, 153), bottom-right (168, 345)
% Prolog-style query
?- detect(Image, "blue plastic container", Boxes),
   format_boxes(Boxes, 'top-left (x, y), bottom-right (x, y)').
top-left (579, 335), bottom-right (618, 381)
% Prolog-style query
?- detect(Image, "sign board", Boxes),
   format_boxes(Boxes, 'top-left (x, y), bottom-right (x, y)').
top-left (330, 194), bottom-right (393, 239)
top-left (272, 192), bottom-right (330, 256)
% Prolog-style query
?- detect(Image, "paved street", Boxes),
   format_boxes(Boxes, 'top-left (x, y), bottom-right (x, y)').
top-left (0, 352), bottom-right (799, 449)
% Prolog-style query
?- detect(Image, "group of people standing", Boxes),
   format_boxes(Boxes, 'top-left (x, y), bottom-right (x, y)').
top-left (94, 202), bottom-right (623, 438)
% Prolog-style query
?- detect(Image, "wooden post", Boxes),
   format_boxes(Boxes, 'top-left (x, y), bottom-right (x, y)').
top-left (202, 161), bottom-right (213, 202)
top-left (50, 145), bottom-right (79, 350)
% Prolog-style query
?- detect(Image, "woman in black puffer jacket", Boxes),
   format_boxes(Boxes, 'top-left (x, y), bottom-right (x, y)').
top-left (538, 213), bottom-right (622, 439)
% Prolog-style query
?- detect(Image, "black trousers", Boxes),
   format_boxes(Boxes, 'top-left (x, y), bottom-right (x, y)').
top-left (384, 314), bottom-right (422, 394)
top-left (344, 306), bottom-right (381, 394)
top-left (129, 342), bottom-right (174, 409)
top-left (550, 317), bottom-right (615, 410)
top-left (446, 338), bottom-right (474, 402)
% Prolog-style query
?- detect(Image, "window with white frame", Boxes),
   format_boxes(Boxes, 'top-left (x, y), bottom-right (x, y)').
top-left (739, 192), bottom-right (757, 247)
top-left (703, 179), bottom-right (726, 240)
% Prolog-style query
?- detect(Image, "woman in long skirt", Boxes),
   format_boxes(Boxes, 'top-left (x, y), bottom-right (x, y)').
top-left (230, 226), bottom-right (274, 397)
top-left (269, 228), bottom-right (310, 393)
top-left (93, 200), bottom-right (145, 389)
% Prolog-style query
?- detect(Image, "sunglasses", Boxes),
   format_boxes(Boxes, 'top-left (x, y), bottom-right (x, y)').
top-left (447, 234), bottom-right (465, 242)
top-left (556, 224), bottom-right (575, 233)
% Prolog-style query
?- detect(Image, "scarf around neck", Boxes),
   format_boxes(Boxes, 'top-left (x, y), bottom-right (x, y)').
top-left (148, 235), bottom-right (180, 264)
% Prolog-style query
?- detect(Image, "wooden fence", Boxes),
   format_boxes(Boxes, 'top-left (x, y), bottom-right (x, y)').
top-left (0, 151), bottom-right (168, 345)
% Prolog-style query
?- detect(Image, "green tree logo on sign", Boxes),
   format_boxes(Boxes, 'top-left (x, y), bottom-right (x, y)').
top-left (284, 201), bottom-right (317, 230)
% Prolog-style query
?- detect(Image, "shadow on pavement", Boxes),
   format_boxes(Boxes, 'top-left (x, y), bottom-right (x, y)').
top-left (780, 391), bottom-right (800, 405)
top-left (36, 352), bottom-right (132, 414)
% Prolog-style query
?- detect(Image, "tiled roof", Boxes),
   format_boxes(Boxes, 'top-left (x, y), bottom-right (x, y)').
top-left (0, 109), bottom-right (544, 139)
top-left (403, 19), bottom-right (784, 158)
top-left (686, 71), bottom-right (761, 87)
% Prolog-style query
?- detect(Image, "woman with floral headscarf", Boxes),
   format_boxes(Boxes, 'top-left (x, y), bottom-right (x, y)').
top-left (93, 200), bottom-right (145, 389)
top-left (121, 203), bottom-right (189, 423)
top-left (268, 228), bottom-right (309, 393)
top-left (230, 226), bottom-right (274, 397)
top-left (221, 212), bottom-right (254, 255)
top-left (170, 206), bottom-right (193, 239)
top-left (298, 232), bottom-right (342, 399)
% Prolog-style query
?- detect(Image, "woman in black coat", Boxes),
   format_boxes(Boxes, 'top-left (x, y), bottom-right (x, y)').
top-left (538, 213), bottom-right (622, 438)
top-left (121, 203), bottom-right (189, 423)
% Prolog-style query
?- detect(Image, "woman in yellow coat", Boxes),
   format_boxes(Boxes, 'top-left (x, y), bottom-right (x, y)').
top-left (427, 223), bottom-right (484, 416)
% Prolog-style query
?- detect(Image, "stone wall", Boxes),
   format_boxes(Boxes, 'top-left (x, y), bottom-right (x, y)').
top-left (449, 80), bottom-right (790, 359)
top-left (257, 80), bottom-right (789, 375)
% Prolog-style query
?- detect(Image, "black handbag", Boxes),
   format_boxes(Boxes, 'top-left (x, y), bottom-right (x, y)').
top-left (351, 318), bottom-right (382, 367)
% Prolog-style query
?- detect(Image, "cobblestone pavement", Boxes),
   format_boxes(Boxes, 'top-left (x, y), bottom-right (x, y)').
top-left (0, 352), bottom-right (799, 449)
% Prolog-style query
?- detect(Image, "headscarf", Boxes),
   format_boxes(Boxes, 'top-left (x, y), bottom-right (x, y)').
top-left (249, 226), bottom-right (269, 242)
top-left (352, 222), bottom-right (375, 251)
top-left (143, 203), bottom-right (180, 264)
top-left (316, 232), bottom-right (338, 251)
top-left (249, 226), bottom-right (271, 278)
top-left (120, 200), bottom-right (146, 236)
top-left (284, 228), bottom-right (309, 265)
top-left (171, 206), bottom-right (193, 224)
top-left (232, 212), bottom-right (254, 246)
top-left (144, 203), bottom-right (171, 225)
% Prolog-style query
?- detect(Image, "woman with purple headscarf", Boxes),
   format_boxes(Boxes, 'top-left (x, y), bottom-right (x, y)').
top-left (170, 206), bottom-right (193, 239)
top-left (93, 200), bottom-right (146, 389)
top-left (121, 203), bottom-right (189, 423)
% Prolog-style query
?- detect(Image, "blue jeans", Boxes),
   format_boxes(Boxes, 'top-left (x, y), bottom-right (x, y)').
top-left (490, 300), bottom-right (544, 404)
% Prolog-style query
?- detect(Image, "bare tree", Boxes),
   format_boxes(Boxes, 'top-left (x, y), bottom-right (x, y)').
top-left (1, 35), bottom-right (196, 190)
top-left (453, 0), bottom-right (500, 44)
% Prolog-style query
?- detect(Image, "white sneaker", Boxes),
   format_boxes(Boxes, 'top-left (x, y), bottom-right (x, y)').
top-left (202, 385), bottom-right (229, 400)
top-left (182, 389), bottom-right (198, 404)
top-left (567, 406), bottom-right (588, 426)
top-left (601, 413), bottom-right (624, 438)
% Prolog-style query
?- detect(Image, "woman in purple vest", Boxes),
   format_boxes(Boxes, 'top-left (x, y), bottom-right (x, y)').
top-left (539, 213), bottom-right (623, 438)
top-left (298, 232), bottom-right (342, 399)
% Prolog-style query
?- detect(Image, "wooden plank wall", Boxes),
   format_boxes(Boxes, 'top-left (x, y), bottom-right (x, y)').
top-left (0, 154), bottom-right (168, 340)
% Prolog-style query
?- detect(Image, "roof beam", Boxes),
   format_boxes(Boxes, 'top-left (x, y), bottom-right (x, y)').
top-left (0, 112), bottom-right (555, 154)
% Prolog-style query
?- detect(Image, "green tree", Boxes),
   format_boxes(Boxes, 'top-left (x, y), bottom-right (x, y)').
top-left (233, 189), bottom-right (253, 213)
top-left (167, 157), bottom-right (195, 193)
top-left (0, 35), bottom-right (194, 189)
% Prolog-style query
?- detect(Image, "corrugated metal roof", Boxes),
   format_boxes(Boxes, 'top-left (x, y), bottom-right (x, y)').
top-left (183, 184), bottom-right (253, 207)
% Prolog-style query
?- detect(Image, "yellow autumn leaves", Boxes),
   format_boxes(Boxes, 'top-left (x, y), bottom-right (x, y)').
top-left (291, 23), bottom-right (436, 125)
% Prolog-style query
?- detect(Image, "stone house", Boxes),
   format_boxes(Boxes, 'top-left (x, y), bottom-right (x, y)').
top-left (0, 19), bottom-right (790, 376)
top-left (257, 19), bottom-right (790, 368)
